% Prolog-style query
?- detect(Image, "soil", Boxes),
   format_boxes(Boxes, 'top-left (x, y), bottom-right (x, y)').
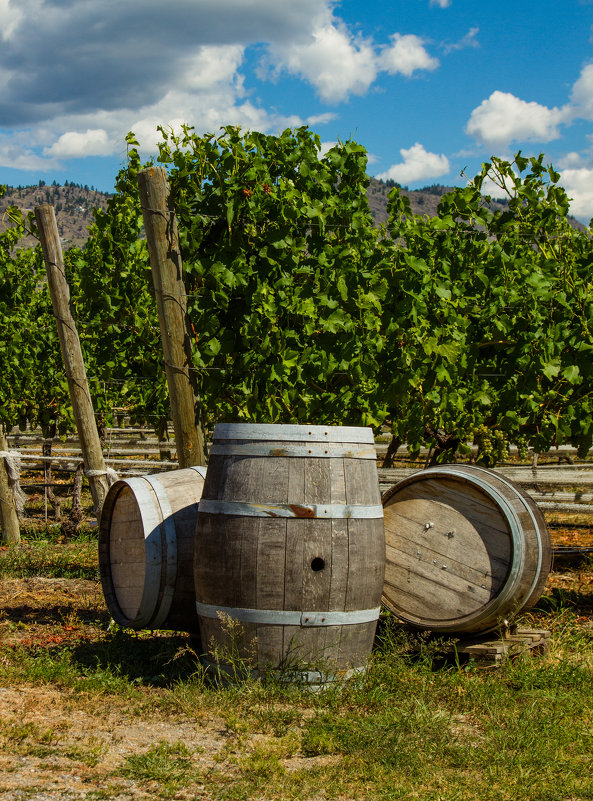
top-left (0, 556), bottom-right (592, 799)
top-left (0, 578), bottom-right (219, 799)
top-left (0, 683), bottom-right (232, 800)
top-left (0, 577), bottom-right (341, 800)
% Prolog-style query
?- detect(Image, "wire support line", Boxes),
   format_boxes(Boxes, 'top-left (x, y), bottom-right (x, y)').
top-left (45, 259), bottom-right (68, 279)
top-left (132, 204), bottom-right (591, 237)
top-left (139, 205), bottom-right (176, 221)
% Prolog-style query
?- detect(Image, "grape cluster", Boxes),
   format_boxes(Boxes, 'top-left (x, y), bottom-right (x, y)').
top-left (577, 441), bottom-right (591, 460)
top-left (515, 435), bottom-right (529, 460)
top-left (473, 425), bottom-right (510, 467)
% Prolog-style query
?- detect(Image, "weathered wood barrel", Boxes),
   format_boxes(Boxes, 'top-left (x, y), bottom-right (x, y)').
top-left (99, 466), bottom-right (206, 633)
top-left (194, 423), bottom-right (385, 683)
top-left (382, 464), bottom-right (552, 634)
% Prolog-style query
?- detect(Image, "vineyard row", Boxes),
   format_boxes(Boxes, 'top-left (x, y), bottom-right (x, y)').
top-left (8, 427), bottom-right (593, 517)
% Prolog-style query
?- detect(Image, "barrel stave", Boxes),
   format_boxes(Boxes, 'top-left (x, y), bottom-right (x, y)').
top-left (194, 425), bottom-right (384, 679)
top-left (441, 465), bottom-right (552, 619)
top-left (344, 457), bottom-right (382, 506)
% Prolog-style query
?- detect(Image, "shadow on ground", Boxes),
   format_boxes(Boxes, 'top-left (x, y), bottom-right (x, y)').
top-left (0, 602), bottom-right (110, 626)
top-left (69, 629), bottom-right (204, 686)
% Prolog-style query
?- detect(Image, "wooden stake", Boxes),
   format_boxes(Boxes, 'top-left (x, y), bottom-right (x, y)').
top-left (137, 166), bottom-right (206, 468)
top-left (0, 428), bottom-right (20, 544)
top-left (34, 204), bottom-right (110, 521)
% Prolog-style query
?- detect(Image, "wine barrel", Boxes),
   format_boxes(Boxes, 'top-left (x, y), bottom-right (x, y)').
top-left (382, 464), bottom-right (552, 634)
top-left (194, 424), bottom-right (385, 683)
top-left (99, 466), bottom-right (206, 633)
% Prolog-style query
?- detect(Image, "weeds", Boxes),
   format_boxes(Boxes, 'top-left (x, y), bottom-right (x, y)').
top-left (1, 534), bottom-right (592, 800)
top-left (0, 538), bottom-right (98, 579)
top-left (120, 741), bottom-right (204, 796)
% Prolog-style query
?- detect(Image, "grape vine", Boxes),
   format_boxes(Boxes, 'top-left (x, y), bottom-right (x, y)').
top-left (2, 139), bottom-right (593, 467)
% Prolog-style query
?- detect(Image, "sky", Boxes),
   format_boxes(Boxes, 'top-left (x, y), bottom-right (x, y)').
top-left (2, 0), bottom-right (593, 221)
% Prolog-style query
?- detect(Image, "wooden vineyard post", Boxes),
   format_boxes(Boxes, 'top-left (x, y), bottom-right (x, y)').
top-left (137, 166), bottom-right (206, 468)
top-left (34, 204), bottom-right (110, 521)
top-left (0, 428), bottom-right (20, 544)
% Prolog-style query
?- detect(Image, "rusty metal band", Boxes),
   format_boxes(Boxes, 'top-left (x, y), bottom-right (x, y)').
top-left (198, 500), bottom-right (384, 519)
top-left (195, 602), bottom-right (381, 626)
top-left (208, 442), bottom-right (377, 459)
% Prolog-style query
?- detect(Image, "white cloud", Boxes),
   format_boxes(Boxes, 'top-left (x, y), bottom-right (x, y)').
top-left (264, 9), bottom-right (439, 102)
top-left (0, 0), bottom-right (328, 128)
top-left (466, 90), bottom-right (568, 148)
top-left (306, 112), bottom-right (337, 126)
top-left (45, 129), bottom-right (112, 158)
top-left (376, 142), bottom-right (450, 183)
top-left (442, 27), bottom-right (479, 55)
top-left (558, 167), bottom-right (593, 221)
top-left (0, 132), bottom-right (61, 170)
top-left (319, 140), bottom-right (338, 157)
top-left (179, 45), bottom-right (245, 92)
top-left (266, 22), bottom-right (378, 103)
top-left (465, 64), bottom-right (593, 164)
top-left (558, 151), bottom-right (586, 169)
top-left (32, 83), bottom-right (292, 164)
top-left (0, 0), bottom-right (24, 42)
top-left (570, 63), bottom-right (593, 120)
top-left (380, 34), bottom-right (439, 77)
top-left (0, 0), bottom-right (441, 171)
top-left (430, 0), bottom-right (451, 7)
top-left (0, 11), bottom-right (317, 168)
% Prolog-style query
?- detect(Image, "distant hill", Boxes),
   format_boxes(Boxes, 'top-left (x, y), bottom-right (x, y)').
top-left (1, 178), bottom-right (585, 247)
top-left (367, 178), bottom-right (453, 224)
top-left (366, 176), bottom-right (586, 231)
top-left (0, 182), bottom-right (111, 247)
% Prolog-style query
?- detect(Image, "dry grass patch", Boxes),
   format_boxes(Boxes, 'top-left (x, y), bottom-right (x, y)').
top-left (0, 684), bottom-right (232, 800)
top-left (0, 535), bottom-right (592, 800)
top-left (0, 576), bottom-right (106, 650)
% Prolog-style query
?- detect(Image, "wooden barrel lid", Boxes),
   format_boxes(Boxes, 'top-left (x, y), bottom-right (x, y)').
top-left (99, 466), bottom-right (207, 631)
top-left (381, 465), bottom-right (548, 633)
top-left (106, 484), bottom-right (147, 621)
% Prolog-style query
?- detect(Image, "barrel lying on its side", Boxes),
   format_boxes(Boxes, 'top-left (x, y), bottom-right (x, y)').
top-left (382, 464), bottom-right (552, 635)
top-left (99, 466), bottom-right (206, 633)
top-left (194, 423), bottom-right (385, 683)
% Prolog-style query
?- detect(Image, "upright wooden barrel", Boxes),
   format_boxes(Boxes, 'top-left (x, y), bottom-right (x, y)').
top-left (194, 424), bottom-right (385, 683)
top-left (99, 466), bottom-right (206, 633)
top-left (382, 464), bottom-right (552, 634)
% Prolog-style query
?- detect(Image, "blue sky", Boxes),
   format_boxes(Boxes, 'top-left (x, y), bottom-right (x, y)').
top-left (2, 0), bottom-right (593, 220)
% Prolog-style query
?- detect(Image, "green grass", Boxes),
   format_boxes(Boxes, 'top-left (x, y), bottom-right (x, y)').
top-left (5, 617), bottom-right (590, 800)
top-left (0, 537), bottom-right (99, 579)
top-left (120, 741), bottom-right (205, 796)
top-left (0, 719), bottom-right (107, 767)
top-left (1, 535), bottom-right (593, 800)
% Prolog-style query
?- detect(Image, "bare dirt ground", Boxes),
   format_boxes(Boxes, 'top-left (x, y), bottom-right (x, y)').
top-left (0, 579), bottom-right (225, 799)
top-left (1, 524), bottom-right (593, 801)
top-left (0, 683), bottom-right (231, 800)
top-left (0, 577), bottom-right (340, 800)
